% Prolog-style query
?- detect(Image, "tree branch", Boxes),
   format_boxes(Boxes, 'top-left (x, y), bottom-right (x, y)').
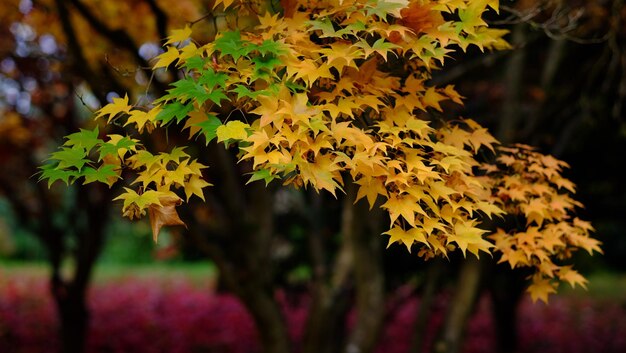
top-left (67, 0), bottom-right (168, 95)
top-left (144, 0), bottom-right (169, 44)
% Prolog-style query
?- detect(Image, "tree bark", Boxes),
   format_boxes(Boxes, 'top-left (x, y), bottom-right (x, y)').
top-left (302, 192), bottom-right (352, 353)
top-left (49, 184), bottom-right (109, 353)
top-left (409, 259), bottom-right (444, 353)
top-left (52, 279), bottom-right (90, 353)
top-left (488, 262), bottom-right (527, 353)
top-left (343, 184), bottom-right (385, 353)
top-left (497, 24), bottom-right (527, 142)
top-left (434, 257), bottom-right (482, 353)
top-left (237, 282), bottom-right (291, 353)
top-left (186, 145), bottom-right (292, 353)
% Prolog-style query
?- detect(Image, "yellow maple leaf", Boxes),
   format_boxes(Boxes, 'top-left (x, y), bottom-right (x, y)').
top-left (133, 168), bottom-right (166, 189)
top-left (213, 0), bottom-right (236, 9)
top-left (499, 249), bottom-right (529, 268)
top-left (298, 154), bottom-right (343, 196)
top-left (569, 233), bottom-right (603, 255)
top-left (251, 96), bottom-right (281, 127)
top-left (113, 188), bottom-right (163, 218)
top-left (324, 98), bottom-right (360, 120)
top-left (165, 25), bottom-right (192, 46)
top-left (381, 193), bottom-right (424, 227)
top-left (354, 176), bottom-right (388, 209)
top-left (426, 234), bottom-right (448, 256)
top-left (527, 277), bottom-right (557, 303)
top-left (95, 94), bottom-right (132, 123)
top-left (384, 226), bottom-right (428, 252)
top-left (557, 266), bottom-right (588, 289)
top-left (184, 175), bottom-right (211, 201)
top-left (183, 109), bottom-right (209, 138)
top-left (287, 58), bottom-right (333, 88)
top-left (448, 221), bottom-right (492, 257)
top-left (573, 217), bottom-right (595, 232)
top-left (441, 125), bottom-right (470, 150)
top-left (538, 225), bottom-right (565, 253)
top-left (474, 201), bottom-right (504, 219)
top-left (421, 87), bottom-right (446, 111)
top-left (318, 43), bottom-right (363, 72)
top-left (468, 126), bottom-right (498, 153)
top-left (522, 198), bottom-right (548, 226)
top-left (125, 107), bottom-right (160, 133)
top-left (216, 121), bottom-right (250, 142)
top-left (152, 46), bottom-right (180, 70)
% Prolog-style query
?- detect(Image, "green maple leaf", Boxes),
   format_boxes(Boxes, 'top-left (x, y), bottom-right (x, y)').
top-left (49, 146), bottom-right (90, 171)
top-left (206, 90), bottom-right (229, 106)
top-left (246, 168), bottom-right (280, 186)
top-left (39, 163), bottom-right (79, 187)
top-left (166, 78), bottom-right (205, 102)
top-left (251, 40), bottom-right (287, 56)
top-left (64, 127), bottom-right (101, 152)
top-left (306, 18), bottom-right (336, 38)
top-left (230, 85), bottom-right (279, 100)
top-left (214, 30), bottom-right (249, 61)
top-left (98, 137), bottom-right (137, 160)
top-left (252, 55), bottom-right (282, 74)
top-left (456, 4), bottom-right (487, 35)
top-left (197, 68), bottom-right (229, 89)
top-left (366, 0), bottom-right (407, 19)
top-left (231, 85), bottom-right (256, 100)
top-left (155, 102), bottom-right (193, 124)
top-left (183, 56), bottom-right (205, 71)
top-left (81, 165), bottom-right (119, 185)
top-left (194, 114), bottom-right (222, 144)
top-left (336, 21), bottom-right (367, 37)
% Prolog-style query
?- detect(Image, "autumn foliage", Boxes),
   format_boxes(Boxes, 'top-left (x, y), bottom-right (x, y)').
top-left (40, 0), bottom-right (600, 302)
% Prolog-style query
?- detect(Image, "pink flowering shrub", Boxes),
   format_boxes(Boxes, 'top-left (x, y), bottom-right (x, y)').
top-left (1, 271), bottom-right (625, 353)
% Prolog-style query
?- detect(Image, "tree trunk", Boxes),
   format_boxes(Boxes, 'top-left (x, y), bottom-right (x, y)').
top-left (302, 191), bottom-right (354, 353)
top-left (489, 266), bottom-right (526, 353)
top-left (301, 284), bottom-right (351, 353)
top-left (343, 185), bottom-right (385, 353)
top-left (434, 257), bottom-right (482, 353)
top-left (186, 146), bottom-right (292, 353)
top-left (409, 259), bottom-right (444, 353)
top-left (497, 24), bottom-right (527, 142)
top-left (237, 283), bottom-right (291, 353)
top-left (49, 185), bottom-right (109, 353)
top-left (52, 279), bottom-right (90, 353)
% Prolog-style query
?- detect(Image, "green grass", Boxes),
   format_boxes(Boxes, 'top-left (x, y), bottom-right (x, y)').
top-left (0, 260), bottom-right (217, 285)
top-left (559, 271), bottom-right (626, 301)
top-left (2, 260), bottom-right (626, 301)
top-left (92, 261), bottom-right (217, 283)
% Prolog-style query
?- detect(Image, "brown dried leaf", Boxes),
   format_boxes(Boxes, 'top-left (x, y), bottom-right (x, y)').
top-left (148, 194), bottom-right (186, 242)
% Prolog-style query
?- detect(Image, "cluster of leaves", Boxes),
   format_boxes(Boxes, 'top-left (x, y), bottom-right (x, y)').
top-left (479, 144), bottom-right (602, 302)
top-left (40, 0), bottom-right (600, 301)
top-left (39, 123), bottom-right (208, 241)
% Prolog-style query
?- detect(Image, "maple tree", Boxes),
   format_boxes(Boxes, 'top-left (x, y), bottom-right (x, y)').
top-left (39, 0), bottom-right (600, 305)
